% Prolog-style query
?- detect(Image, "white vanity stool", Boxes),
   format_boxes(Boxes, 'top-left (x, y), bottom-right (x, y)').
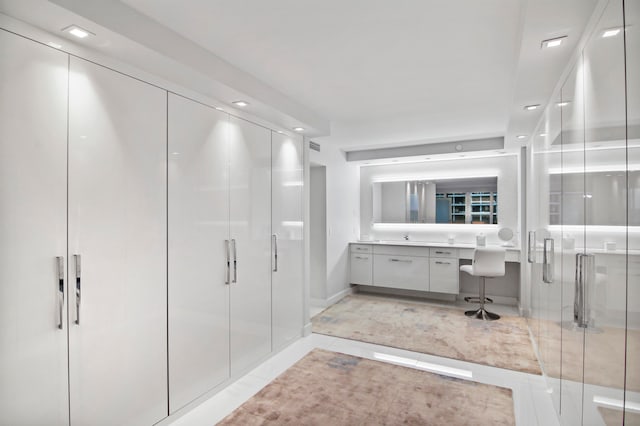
top-left (460, 247), bottom-right (506, 320)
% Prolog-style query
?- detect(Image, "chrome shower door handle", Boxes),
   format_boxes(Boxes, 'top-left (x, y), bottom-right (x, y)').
top-left (231, 239), bottom-right (237, 283)
top-left (74, 254), bottom-right (81, 325)
top-left (225, 240), bottom-right (230, 284)
top-left (527, 231), bottom-right (536, 263)
top-left (574, 253), bottom-right (595, 328)
top-left (542, 238), bottom-right (554, 284)
top-left (272, 234), bottom-right (278, 272)
top-left (56, 256), bottom-right (64, 330)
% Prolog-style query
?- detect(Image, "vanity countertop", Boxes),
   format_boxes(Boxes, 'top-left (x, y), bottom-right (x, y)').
top-left (352, 240), bottom-right (521, 252)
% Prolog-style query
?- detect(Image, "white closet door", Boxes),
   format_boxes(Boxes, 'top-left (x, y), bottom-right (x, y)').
top-left (0, 31), bottom-right (69, 426)
top-left (271, 132), bottom-right (304, 350)
top-left (228, 116), bottom-right (272, 376)
top-left (168, 94), bottom-right (230, 412)
top-left (68, 57), bottom-right (167, 425)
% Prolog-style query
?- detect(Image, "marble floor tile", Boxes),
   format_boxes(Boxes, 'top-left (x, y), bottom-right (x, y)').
top-left (167, 333), bottom-right (559, 426)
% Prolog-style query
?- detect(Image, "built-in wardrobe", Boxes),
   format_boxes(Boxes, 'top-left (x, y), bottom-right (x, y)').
top-left (526, 0), bottom-right (638, 424)
top-left (0, 26), bottom-right (303, 425)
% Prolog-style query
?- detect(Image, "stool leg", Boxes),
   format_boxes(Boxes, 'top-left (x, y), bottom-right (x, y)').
top-left (465, 276), bottom-right (500, 321)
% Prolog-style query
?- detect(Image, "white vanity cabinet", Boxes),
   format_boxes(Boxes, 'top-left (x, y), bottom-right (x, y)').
top-left (350, 244), bottom-right (373, 285)
top-left (429, 248), bottom-right (459, 294)
top-left (350, 243), bottom-right (464, 294)
top-left (372, 245), bottom-right (429, 291)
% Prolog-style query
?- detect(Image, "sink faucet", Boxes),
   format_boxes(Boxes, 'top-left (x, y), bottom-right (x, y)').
top-left (403, 234), bottom-right (409, 241)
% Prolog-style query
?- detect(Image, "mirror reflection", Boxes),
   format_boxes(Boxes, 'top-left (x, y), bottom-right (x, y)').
top-left (372, 177), bottom-right (498, 224)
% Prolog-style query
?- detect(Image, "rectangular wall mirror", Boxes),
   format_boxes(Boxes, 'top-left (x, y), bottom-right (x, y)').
top-left (372, 176), bottom-right (498, 224)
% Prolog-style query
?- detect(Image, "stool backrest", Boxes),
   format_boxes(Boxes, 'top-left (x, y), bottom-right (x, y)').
top-left (473, 247), bottom-right (506, 277)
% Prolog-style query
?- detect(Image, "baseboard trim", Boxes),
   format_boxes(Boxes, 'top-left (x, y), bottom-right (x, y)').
top-left (457, 292), bottom-right (518, 306)
top-left (303, 322), bottom-right (312, 336)
top-left (310, 286), bottom-right (355, 308)
top-left (355, 285), bottom-right (457, 302)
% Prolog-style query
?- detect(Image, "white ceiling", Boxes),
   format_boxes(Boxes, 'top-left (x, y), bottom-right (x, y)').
top-left (121, 0), bottom-right (524, 149)
top-left (1, 0), bottom-right (600, 153)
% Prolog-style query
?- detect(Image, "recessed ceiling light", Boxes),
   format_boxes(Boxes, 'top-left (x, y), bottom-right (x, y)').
top-left (516, 135), bottom-right (527, 140)
top-left (47, 42), bottom-right (62, 49)
top-left (556, 101), bottom-right (570, 107)
top-left (541, 36), bottom-right (567, 49)
top-left (293, 127), bottom-right (305, 132)
top-left (62, 25), bottom-right (93, 39)
top-left (232, 101), bottom-right (249, 107)
top-left (276, 130), bottom-right (284, 134)
top-left (524, 104), bottom-right (540, 111)
top-left (602, 28), bottom-right (621, 38)
top-left (539, 133), bottom-right (548, 137)
top-left (215, 107), bottom-right (224, 111)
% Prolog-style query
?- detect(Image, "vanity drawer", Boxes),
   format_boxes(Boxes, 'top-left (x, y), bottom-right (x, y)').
top-left (351, 244), bottom-right (372, 254)
top-left (372, 245), bottom-right (429, 257)
top-left (429, 258), bottom-right (459, 294)
top-left (373, 254), bottom-right (429, 291)
top-left (430, 247), bottom-right (458, 258)
top-left (350, 253), bottom-right (373, 285)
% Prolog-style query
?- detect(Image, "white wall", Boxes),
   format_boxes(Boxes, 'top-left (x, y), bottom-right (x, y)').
top-left (360, 155), bottom-right (520, 245)
top-left (309, 144), bottom-right (360, 303)
top-left (310, 166), bottom-right (327, 300)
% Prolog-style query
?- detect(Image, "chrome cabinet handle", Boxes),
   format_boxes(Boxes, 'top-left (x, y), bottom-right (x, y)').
top-left (232, 239), bottom-right (237, 283)
top-left (355, 247), bottom-right (368, 251)
top-left (74, 254), bottom-right (81, 325)
top-left (528, 231), bottom-right (536, 263)
top-left (56, 256), bottom-right (64, 330)
top-left (542, 238), bottom-right (554, 284)
top-left (354, 256), bottom-right (369, 260)
top-left (435, 261), bottom-right (451, 265)
top-left (272, 234), bottom-right (278, 272)
top-left (435, 251), bottom-right (451, 255)
top-left (574, 253), bottom-right (595, 328)
top-left (225, 240), bottom-right (230, 284)
top-left (389, 258), bottom-right (412, 263)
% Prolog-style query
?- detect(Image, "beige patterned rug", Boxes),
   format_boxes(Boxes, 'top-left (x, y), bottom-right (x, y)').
top-left (312, 294), bottom-right (542, 375)
top-left (218, 349), bottom-right (515, 425)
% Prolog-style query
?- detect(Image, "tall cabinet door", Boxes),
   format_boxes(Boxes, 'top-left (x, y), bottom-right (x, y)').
top-left (68, 57), bottom-right (168, 425)
top-left (228, 116), bottom-right (272, 376)
top-left (168, 94), bottom-right (230, 412)
top-left (271, 132), bottom-right (304, 351)
top-left (0, 31), bottom-right (69, 425)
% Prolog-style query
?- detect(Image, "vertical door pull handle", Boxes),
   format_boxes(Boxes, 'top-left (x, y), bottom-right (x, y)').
top-left (527, 231), bottom-right (536, 263)
top-left (575, 253), bottom-right (595, 328)
top-left (56, 256), bottom-right (64, 330)
top-left (542, 238), bottom-right (554, 284)
top-left (272, 234), bottom-right (278, 272)
top-left (232, 239), bottom-right (237, 283)
top-left (74, 254), bottom-right (81, 325)
top-left (225, 240), bottom-right (230, 284)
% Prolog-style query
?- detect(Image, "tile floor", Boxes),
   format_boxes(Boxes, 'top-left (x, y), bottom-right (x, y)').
top-left (167, 317), bottom-right (560, 426)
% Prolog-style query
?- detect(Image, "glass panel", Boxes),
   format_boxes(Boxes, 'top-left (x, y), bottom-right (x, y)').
top-left (560, 57), bottom-right (586, 425)
top-left (625, 0), bottom-right (640, 423)
top-left (582, 1), bottom-right (627, 424)
top-left (531, 91), bottom-right (563, 416)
